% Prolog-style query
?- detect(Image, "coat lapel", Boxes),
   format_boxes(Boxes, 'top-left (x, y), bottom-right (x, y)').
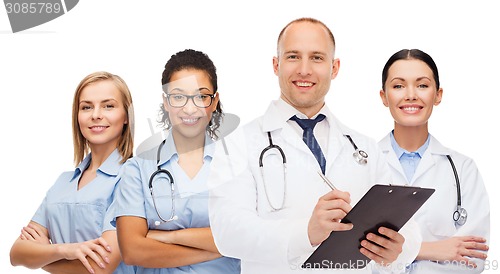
top-left (379, 134), bottom-right (407, 182)
top-left (411, 136), bottom-right (450, 183)
top-left (325, 115), bottom-right (350, 173)
top-left (261, 101), bottom-right (313, 159)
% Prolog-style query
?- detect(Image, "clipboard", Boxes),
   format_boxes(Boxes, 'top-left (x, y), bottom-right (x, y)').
top-left (302, 184), bottom-right (434, 269)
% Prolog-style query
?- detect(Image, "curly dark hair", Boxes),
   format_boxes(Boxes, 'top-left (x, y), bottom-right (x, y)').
top-left (158, 49), bottom-right (223, 140)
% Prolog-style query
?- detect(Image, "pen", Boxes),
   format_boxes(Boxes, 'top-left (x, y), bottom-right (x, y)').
top-left (317, 171), bottom-right (337, 190)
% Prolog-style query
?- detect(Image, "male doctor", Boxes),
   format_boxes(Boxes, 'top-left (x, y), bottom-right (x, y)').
top-left (208, 17), bottom-right (420, 273)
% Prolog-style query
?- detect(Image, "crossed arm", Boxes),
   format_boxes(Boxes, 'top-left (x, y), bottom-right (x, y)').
top-left (116, 216), bottom-right (221, 268)
top-left (416, 159), bottom-right (490, 269)
top-left (10, 221), bottom-right (121, 274)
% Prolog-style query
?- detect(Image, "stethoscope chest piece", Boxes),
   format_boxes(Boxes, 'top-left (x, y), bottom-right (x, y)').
top-left (453, 206), bottom-right (467, 226)
top-left (353, 149), bottom-right (368, 165)
top-left (345, 135), bottom-right (368, 165)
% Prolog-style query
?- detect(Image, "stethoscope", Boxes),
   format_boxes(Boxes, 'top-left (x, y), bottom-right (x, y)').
top-left (148, 139), bottom-right (178, 226)
top-left (259, 132), bottom-right (288, 211)
top-left (446, 155), bottom-right (467, 226)
top-left (344, 135), bottom-right (369, 165)
top-left (258, 132), bottom-right (368, 211)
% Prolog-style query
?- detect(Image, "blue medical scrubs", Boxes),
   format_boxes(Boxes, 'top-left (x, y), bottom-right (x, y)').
top-left (32, 149), bottom-right (135, 274)
top-left (113, 132), bottom-right (240, 274)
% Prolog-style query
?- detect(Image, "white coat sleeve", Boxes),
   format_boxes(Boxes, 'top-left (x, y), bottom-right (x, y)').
top-left (446, 156), bottom-right (490, 273)
top-left (208, 130), bottom-right (312, 265)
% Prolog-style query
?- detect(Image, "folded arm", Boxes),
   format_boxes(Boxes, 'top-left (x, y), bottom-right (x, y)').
top-left (117, 216), bottom-right (220, 268)
top-left (147, 227), bottom-right (219, 253)
top-left (417, 158), bottom-right (490, 270)
top-left (10, 221), bottom-right (119, 274)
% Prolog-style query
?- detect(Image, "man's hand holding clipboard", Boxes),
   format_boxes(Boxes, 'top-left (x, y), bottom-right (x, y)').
top-left (307, 172), bottom-right (354, 247)
top-left (303, 172), bottom-right (434, 269)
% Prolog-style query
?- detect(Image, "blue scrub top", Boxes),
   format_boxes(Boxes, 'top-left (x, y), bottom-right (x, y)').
top-left (32, 149), bottom-right (135, 274)
top-left (113, 132), bottom-right (240, 274)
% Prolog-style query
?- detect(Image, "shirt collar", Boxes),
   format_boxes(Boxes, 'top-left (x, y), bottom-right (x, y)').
top-left (389, 131), bottom-right (430, 159)
top-left (276, 97), bottom-right (330, 121)
top-left (158, 131), bottom-right (215, 166)
top-left (72, 149), bottom-right (123, 180)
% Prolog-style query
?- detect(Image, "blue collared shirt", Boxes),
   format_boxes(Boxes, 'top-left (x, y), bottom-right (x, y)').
top-left (32, 149), bottom-right (135, 274)
top-left (113, 132), bottom-right (240, 274)
top-left (390, 131), bottom-right (430, 182)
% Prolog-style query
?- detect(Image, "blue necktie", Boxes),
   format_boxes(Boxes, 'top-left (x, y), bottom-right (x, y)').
top-left (290, 114), bottom-right (327, 174)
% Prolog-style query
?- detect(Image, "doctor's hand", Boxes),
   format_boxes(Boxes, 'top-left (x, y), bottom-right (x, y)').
top-left (308, 190), bottom-right (353, 247)
top-left (418, 236), bottom-right (488, 268)
top-left (360, 227), bottom-right (404, 266)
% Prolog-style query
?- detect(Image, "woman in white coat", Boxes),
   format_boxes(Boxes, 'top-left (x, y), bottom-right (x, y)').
top-left (378, 49), bottom-right (490, 273)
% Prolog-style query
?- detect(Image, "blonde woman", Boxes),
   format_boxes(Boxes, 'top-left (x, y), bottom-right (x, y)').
top-left (10, 71), bottom-right (136, 274)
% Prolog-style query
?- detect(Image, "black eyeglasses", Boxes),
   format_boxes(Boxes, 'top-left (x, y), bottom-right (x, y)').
top-left (163, 92), bottom-right (216, 108)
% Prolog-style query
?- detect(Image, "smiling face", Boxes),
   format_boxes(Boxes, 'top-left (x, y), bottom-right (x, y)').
top-left (78, 80), bottom-right (128, 151)
top-left (273, 21), bottom-right (339, 117)
top-left (163, 69), bottom-right (219, 141)
top-left (380, 59), bottom-right (443, 130)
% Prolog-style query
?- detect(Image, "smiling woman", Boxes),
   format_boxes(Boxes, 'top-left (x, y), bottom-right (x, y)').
top-left (72, 73), bottom-right (134, 167)
top-left (9, 71), bottom-right (136, 274)
top-left (378, 49), bottom-right (490, 273)
top-left (112, 49), bottom-right (240, 274)
top-left (2, 2), bottom-right (499, 274)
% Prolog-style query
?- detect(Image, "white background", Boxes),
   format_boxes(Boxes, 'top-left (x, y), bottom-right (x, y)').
top-left (1, 0), bottom-right (498, 273)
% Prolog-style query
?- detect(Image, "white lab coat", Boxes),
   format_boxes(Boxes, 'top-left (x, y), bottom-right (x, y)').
top-left (379, 133), bottom-right (490, 273)
top-left (208, 101), bottom-right (420, 274)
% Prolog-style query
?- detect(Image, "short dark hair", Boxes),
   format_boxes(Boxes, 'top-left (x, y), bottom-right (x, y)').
top-left (158, 49), bottom-right (223, 139)
top-left (382, 49), bottom-right (440, 90)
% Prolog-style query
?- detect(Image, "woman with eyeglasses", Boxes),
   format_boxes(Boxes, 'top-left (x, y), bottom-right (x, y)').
top-left (113, 49), bottom-right (240, 273)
